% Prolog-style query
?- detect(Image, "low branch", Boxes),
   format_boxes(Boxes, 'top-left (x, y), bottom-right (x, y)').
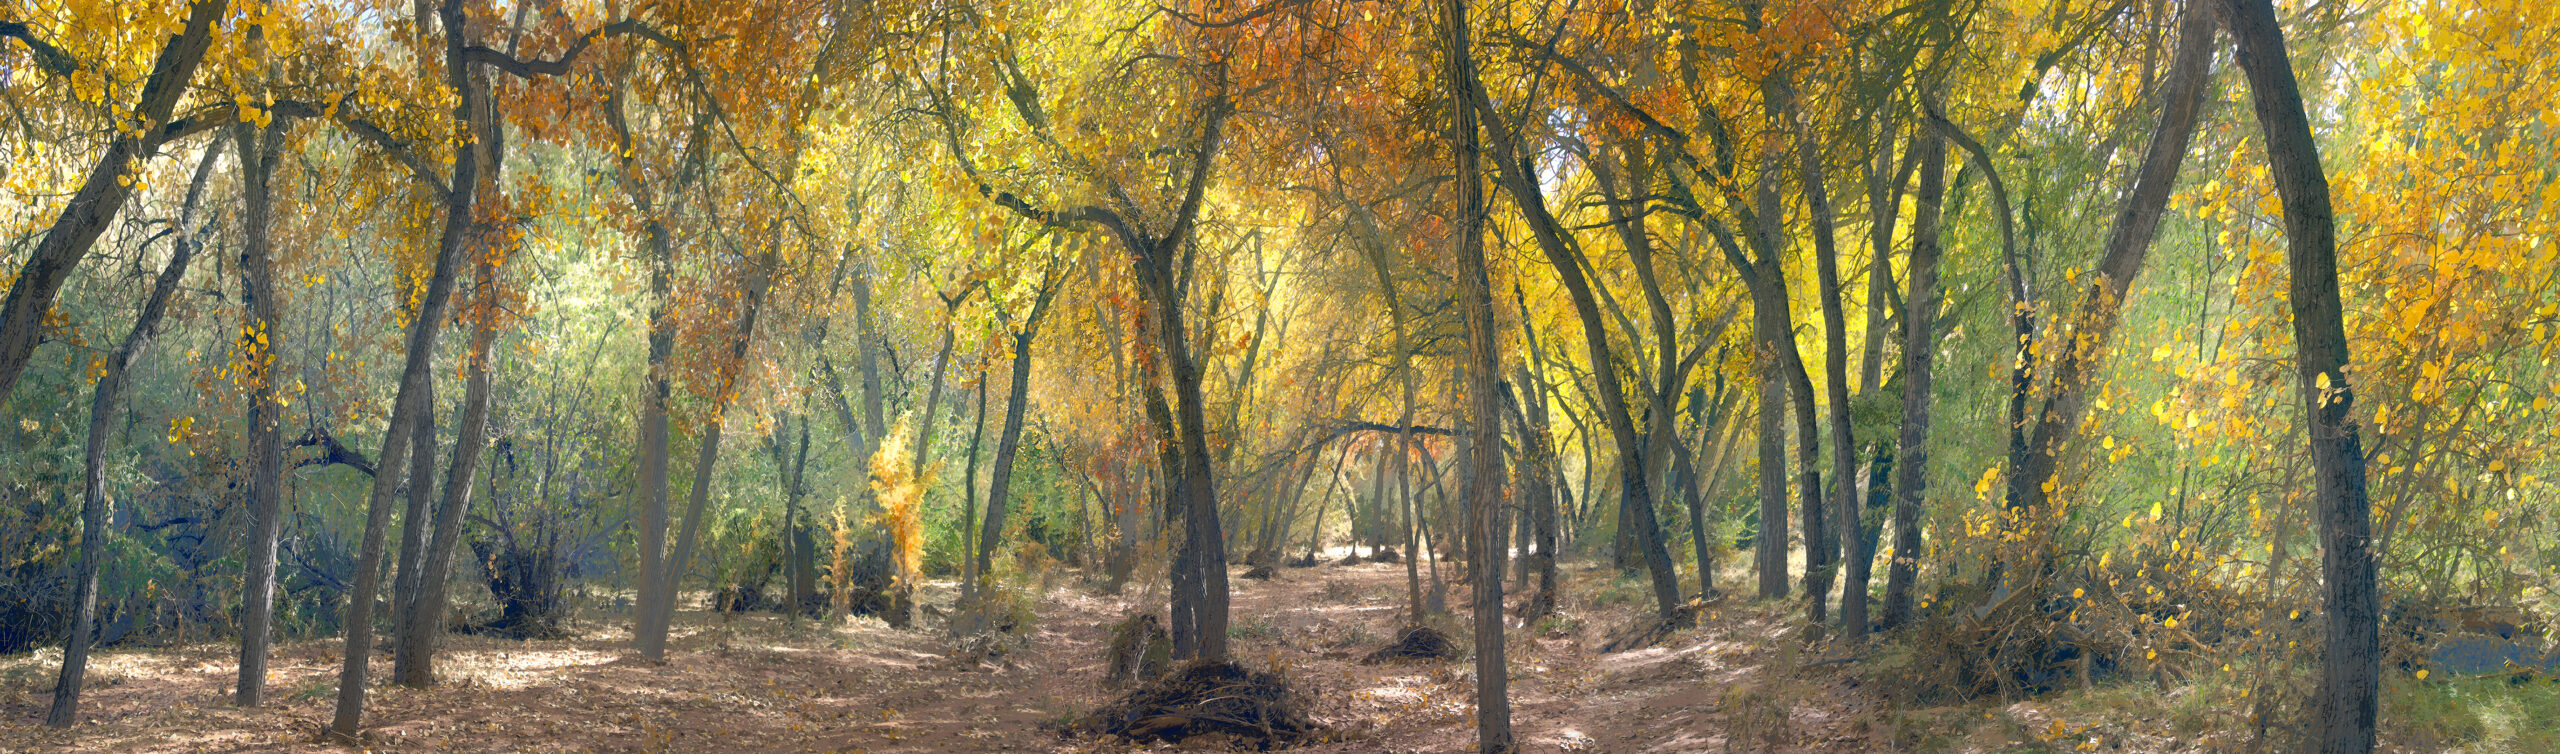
top-left (290, 427), bottom-right (379, 477)
top-left (0, 20), bottom-right (78, 77)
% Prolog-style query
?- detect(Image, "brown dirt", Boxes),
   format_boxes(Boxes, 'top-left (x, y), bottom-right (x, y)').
top-left (0, 561), bottom-right (1898, 752)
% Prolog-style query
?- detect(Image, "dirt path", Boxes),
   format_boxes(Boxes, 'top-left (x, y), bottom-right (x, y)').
top-left (2, 560), bottom-right (1888, 752)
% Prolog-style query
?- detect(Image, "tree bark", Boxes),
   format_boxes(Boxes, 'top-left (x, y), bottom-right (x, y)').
top-left (960, 373), bottom-right (989, 602)
top-left (654, 256), bottom-right (775, 641)
top-left (49, 140), bottom-right (224, 727)
top-left (333, 2), bottom-right (493, 734)
top-left (392, 250), bottom-right (505, 687)
top-left (2218, 1), bottom-right (2376, 748)
top-left (1880, 129), bottom-right (1948, 630)
top-left (1999, 2), bottom-right (2215, 588)
top-left (388, 377), bottom-right (437, 655)
top-left (976, 331), bottom-right (1037, 590)
top-left (1474, 103), bottom-right (1685, 626)
top-left (232, 119), bottom-right (290, 708)
top-left (1792, 89), bottom-right (1864, 633)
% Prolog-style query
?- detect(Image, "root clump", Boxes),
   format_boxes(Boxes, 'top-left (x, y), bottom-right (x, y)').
top-left (1076, 659), bottom-right (1320, 749)
top-left (1361, 625), bottom-right (1460, 663)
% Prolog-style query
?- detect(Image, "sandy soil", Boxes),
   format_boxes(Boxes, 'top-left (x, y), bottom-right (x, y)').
top-left (1, 559), bottom-right (1895, 753)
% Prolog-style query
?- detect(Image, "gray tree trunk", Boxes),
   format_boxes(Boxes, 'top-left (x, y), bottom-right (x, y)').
top-left (1880, 129), bottom-right (1948, 630)
top-left (392, 253), bottom-right (505, 687)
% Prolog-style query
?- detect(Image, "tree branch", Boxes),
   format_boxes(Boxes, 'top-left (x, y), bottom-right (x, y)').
top-left (0, 20), bottom-right (77, 77)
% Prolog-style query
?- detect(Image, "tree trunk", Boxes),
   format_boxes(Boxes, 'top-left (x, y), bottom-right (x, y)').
top-left (1999, 2), bottom-right (2215, 587)
top-left (1475, 89), bottom-right (1685, 627)
top-left (2219, 1), bottom-right (2376, 748)
top-left (332, 4), bottom-right (491, 734)
top-left (49, 140), bottom-right (223, 727)
top-left (392, 251), bottom-right (505, 687)
top-left (0, 0), bottom-right (228, 399)
top-left (1754, 365), bottom-right (1789, 599)
top-left (1880, 129), bottom-right (1948, 630)
top-left (388, 378), bottom-right (437, 655)
top-left (976, 316), bottom-right (1042, 591)
top-left (1794, 94), bottom-right (1865, 635)
top-left (654, 257), bottom-right (775, 643)
top-left (960, 374), bottom-right (989, 601)
top-left (232, 120), bottom-right (289, 708)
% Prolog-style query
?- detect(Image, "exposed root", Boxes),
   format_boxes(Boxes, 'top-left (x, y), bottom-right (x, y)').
top-left (1600, 602), bottom-right (1700, 653)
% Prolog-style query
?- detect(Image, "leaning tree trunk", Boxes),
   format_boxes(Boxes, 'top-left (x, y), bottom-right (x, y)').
top-left (388, 378), bottom-right (437, 655)
top-left (654, 256), bottom-right (775, 641)
top-left (332, 3), bottom-right (491, 733)
top-left (48, 140), bottom-right (223, 728)
top-left (1999, 2), bottom-right (2215, 590)
top-left (1476, 92), bottom-right (1685, 626)
top-left (0, 0), bottom-right (227, 399)
top-left (232, 120), bottom-right (290, 708)
top-left (2219, 1), bottom-right (2377, 749)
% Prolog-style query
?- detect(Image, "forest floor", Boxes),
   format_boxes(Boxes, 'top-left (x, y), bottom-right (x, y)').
top-left (1, 556), bottom-right (2190, 753)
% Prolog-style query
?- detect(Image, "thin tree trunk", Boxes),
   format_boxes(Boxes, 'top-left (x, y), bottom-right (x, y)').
top-left (1305, 442), bottom-right (1353, 560)
top-left (1793, 92), bottom-right (1865, 635)
top-left (49, 140), bottom-right (223, 727)
top-left (1880, 129), bottom-right (1949, 630)
top-left (1475, 91), bottom-right (1685, 626)
top-left (960, 374), bottom-right (989, 601)
top-left (2219, 1), bottom-right (2376, 748)
top-left (655, 258), bottom-right (775, 641)
top-left (1754, 77), bottom-right (1831, 626)
top-left (914, 321), bottom-right (958, 478)
top-left (975, 269), bottom-right (1058, 593)
top-left (1999, 3), bottom-right (2215, 588)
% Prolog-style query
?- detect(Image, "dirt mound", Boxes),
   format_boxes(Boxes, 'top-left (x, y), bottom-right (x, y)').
top-left (1361, 625), bottom-right (1460, 663)
top-left (1076, 660), bottom-right (1319, 749)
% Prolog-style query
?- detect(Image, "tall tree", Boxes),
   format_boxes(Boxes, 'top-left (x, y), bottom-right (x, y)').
top-left (1443, 0), bottom-right (1510, 747)
top-left (231, 113), bottom-right (294, 708)
top-left (2218, 0), bottom-right (2376, 748)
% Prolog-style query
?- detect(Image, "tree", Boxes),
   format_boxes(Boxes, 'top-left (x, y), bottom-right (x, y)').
top-left (1443, 0), bottom-right (1511, 747)
top-left (2217, 0), bottom-right (2376, 748)
top-left (47, 140), bottom-right (225, 727)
